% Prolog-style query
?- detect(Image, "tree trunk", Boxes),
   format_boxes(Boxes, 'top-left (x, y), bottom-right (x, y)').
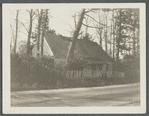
top-left (41, 9), bottom-right (48, 56)
top-left (110, 23), bottom-right (112, 56)
top-left (85, 18), bottom-right (88, 35)
top-left (99, 30), bottom-right (102, 48)
top-left (99, 21), bottom-right (103, 48)
top-left (116, 10), bottom-right (122, 63)
top-left (37, 9), bottom-right (43, 52)
top-left (97, 9), bottom-right (102, 48)
top-left (14, 10), bottom-right (19, 54)
top-left (112, 10), bottom-right (115, 59)
top-left (67, 9), bottom-right (85, 62)
top-left (113, 36), bottom-right (115, 58)
top-left (10, 24), bottom-right (14, 50)
top-left (27, 9), bottom-right (33, 56)
top-left (105, 12), bottom-right (108, 53)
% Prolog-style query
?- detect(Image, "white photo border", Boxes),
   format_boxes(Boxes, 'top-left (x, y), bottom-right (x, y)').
top-left (2, 3), bottom-right (146, 114)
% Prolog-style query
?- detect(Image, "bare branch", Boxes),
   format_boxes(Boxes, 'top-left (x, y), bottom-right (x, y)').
top-left (16, 9), bottom-right (21, 13)
top-left (33, 10), bottom-right (37, 15)
top-left (26, 9), bottom-right (31, 14)
top-left (85, 8), bottom-right (98, 13)
top-left (19, 31), bottom-right (28, 36)
top-left (85, 14), bottom-right (106, 26)
top-left (32, 22), bottom-right (38, 27)
top-left (69, 24), bottom-right (74, 31)
top-left (32, 10), bottom-right (37, 21)
top-left (82, 23), bottom-right (103, 29)
top-left (32, 16), bottom-right (37, 21)
top-left (11, 18), bottom-right (29, 33)
top-left (79, 31), bottom-right (84, 35)
top-left (19, 21), bottom-right (29, 33)
top-left (72, 14), bottom-right (77, 28)
top-left (10, 24), bottom-right (13, 32)
top-left (10, 24), bottom-right (15, 43)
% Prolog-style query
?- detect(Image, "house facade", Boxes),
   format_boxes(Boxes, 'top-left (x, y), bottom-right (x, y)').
top-left (32, 32), bottom-right (124, 78)
top-left (43, 33), bottom-right (121, 78)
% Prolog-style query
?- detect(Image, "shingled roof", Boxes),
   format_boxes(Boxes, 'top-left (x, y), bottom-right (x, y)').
top-left (45, 33), bottom-right (114, 63)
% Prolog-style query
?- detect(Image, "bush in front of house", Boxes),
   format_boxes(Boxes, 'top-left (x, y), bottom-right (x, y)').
top-left (11, 54), bottom-right (91, 91)
top-left (10, 54), bottom-right (112, 91)
top-left (121, 55), bottom-right (140, 83)
top-left (11, 53), bottom-right (63, 91)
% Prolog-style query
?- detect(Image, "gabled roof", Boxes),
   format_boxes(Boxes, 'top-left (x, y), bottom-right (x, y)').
top-left (45, 33), bottom-right (114, 63)
top-left (45, 33), bottom-right (70, 59)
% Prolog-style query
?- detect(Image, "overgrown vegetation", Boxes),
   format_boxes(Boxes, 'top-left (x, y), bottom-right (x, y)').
top-left (11, 54), bottom-right (57, 91)
top-left (11, 53), bottom-right (139, 92)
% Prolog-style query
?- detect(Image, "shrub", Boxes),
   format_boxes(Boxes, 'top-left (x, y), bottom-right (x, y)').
top-left (11, 54), bottom-right (63, 91)
top-left (64, 58), bottom-right (88, 71)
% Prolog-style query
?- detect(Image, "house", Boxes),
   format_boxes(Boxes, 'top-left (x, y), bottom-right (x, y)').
top-left (41, 33), bottom-right (117, 78)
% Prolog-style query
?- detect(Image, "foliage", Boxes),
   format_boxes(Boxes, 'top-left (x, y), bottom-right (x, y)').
top-left (64, 58), bottom-right (88, 71)
top-left (17, 39), bottom-right (36, 56)
top-left (121, 54), bottom-right (140, 81)
top-left (82, 33), bottom-right (92, 41)
top-left (11, 54), bottom-right (58, 91)
top-left (11, 53), bottom-right (139, 92)
top-left (115, 9), bottom-right (139, 54)
top-left (46, 29), bottom-right (56, 35)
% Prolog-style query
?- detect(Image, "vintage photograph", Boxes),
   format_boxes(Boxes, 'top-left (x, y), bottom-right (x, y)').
top-left (3, 3), bottom-right (146, 114)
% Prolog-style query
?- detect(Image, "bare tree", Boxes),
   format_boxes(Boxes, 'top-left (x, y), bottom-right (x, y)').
top-left (67, 9), bottom-right (85, 62)
top-left (85, 17), bottom-right (89, 35)
top-left (72, 14), bottom-right (77, 28)
top-left (37, 9), bottom-right (43, 52)
top-left (116, 9), bottom-right (122, 63)
top-left (26, 9), bottom-right (33, 56)
top-left (96, 27), bottom-right (103, 48)
top-left (104, 11), bottom-right (108, 53)
top-left (96, 9), bottom-right (103, 48)
top-left (14, 10), bottom-right (20, 54)
top-left (109, 23), bottom-right (112, 56)
top-left (112, 10), bottom-right (115, 59)
top-left (10, 24), bottom-right (15, 51)
top-left (41, 9), bottom-right (48, 56)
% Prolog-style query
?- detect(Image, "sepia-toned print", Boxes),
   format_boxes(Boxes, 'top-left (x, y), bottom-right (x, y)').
top-left (3, 3), bottom-right (146, 114)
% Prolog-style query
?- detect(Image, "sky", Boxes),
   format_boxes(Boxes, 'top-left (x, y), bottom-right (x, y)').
top-left (10, 8), bottom-right (82, 40)
top-left (49, 8), bottom-right (81, 36)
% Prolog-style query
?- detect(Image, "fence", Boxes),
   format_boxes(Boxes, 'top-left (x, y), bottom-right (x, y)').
top-left (65, 68), bottom-right (125, 79)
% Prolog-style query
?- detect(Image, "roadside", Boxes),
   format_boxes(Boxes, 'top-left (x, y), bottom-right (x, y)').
top-left (11, 83), bottom-right (140, 107)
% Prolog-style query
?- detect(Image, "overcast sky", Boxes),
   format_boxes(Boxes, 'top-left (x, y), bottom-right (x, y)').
top-left (49, 8), bottom-right (82, 36)
top-left (10, 8), bottom-right (82, 40)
